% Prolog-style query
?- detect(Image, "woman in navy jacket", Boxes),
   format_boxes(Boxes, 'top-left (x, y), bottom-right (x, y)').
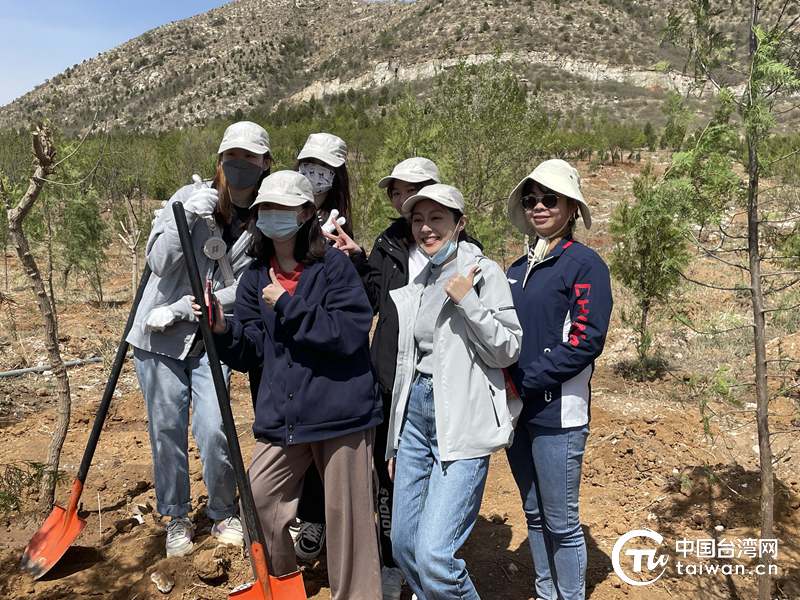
top-left (210, 170), bottom-right (382, 600)
top-left (505, 159), bottom-right (612, 600)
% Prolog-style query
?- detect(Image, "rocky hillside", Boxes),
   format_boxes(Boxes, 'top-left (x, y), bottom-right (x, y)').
top-left (0, 0), bottom-right (764, 132)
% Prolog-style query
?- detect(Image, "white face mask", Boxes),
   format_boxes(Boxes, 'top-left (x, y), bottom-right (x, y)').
top-left (299, 163), bottom-right (335, 196)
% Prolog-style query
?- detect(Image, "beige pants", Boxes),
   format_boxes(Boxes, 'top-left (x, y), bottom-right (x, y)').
top-left (248, 429), bottom-right (381, 600)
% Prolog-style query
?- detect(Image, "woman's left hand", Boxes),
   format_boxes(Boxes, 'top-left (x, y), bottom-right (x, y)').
top-left (263, 268), bottom-right (287, 307)
top-left (445, 265), bottom-right (480, 304)
top-left (323, 220), bottom-right (362, 256)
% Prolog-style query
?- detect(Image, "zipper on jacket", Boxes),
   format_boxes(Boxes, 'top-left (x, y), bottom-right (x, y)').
top-left (487, 384), bottom-right (501, 427)
top-left (523, 255), bottom-right (557, 288)
top-left (543, 347), bottom-right (553, 402)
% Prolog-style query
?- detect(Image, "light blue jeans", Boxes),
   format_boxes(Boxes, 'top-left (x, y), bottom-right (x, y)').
top-left (133, 347), bottom-right (237, 520)
top-left (506, 422), bottom-right (589, 600)
top-left (391, 375), bottom-right (489, 600)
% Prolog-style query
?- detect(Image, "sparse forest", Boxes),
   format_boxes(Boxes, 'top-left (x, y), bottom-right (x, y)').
top-left (0, 2), bottom-right (799, 598)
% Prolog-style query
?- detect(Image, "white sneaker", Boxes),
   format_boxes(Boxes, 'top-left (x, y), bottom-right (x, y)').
top-left (288, 518), bottom-right (304, 543)
top-left (294, 521), bottom-right (325, 561)
top-left (211, 515), bottom-right (244, 546)
top-left (381, 566), bottom-right (404, 600)
top-left (165, 517), bottom-right (194, 557)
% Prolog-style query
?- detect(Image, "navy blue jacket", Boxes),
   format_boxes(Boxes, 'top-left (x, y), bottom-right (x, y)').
top-left (214, 247), bottom-right (382, 445)
top-left (506, 237), bottom-right (612, 429)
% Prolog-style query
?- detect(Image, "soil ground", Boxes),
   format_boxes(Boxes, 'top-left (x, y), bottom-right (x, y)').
top-left (0, 157), bottom-right (798, 599)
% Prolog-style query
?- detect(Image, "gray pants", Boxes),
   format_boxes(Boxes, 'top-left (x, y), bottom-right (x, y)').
top-left (248, 429), bottom-right (381, 600)
top-left (133, 347), bottom-right (237, 520)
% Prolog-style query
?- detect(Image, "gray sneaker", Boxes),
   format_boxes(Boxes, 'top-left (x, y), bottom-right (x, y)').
top-left (165, 517), bottom-right (194, 557)
top-left (211, 515), bottom-right (244, 546)
top-left (294, 521), bottom-right (325, 561)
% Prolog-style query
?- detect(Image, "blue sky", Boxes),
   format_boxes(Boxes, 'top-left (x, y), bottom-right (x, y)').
top-left (0, 1), bottom-right (228, 107)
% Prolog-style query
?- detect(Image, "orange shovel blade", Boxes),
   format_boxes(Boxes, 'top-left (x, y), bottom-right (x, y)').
top-left (229, 571), bottom-right (306, 600)
top-left (20, 480), bottom-right (87, 579)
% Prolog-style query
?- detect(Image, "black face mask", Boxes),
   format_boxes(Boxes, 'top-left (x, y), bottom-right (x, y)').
top-left (222, 158), bottom-right (264, 190)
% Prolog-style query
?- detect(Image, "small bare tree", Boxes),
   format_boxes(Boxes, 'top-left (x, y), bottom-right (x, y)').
top-left (0, 125), bottom-right (72, 511)
top-left (117, 191), bottom-right (144, 298)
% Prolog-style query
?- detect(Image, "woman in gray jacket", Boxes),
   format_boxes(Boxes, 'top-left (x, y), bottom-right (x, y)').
top-left (388, 184), bottom-right (522, 599)
top-left (126, 121), bottom-right (272, 558)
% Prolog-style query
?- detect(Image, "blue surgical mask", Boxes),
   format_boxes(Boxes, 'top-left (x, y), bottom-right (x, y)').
top-left (426, 222), bottom-right (463, 266)
top-left (256, 209), bottom-right (302, 240)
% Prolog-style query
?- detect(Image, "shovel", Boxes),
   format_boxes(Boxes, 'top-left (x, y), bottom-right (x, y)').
top-left (171, 202), bottom-right (306, 600)
top-left (21, 264), bottom-right (153, 579)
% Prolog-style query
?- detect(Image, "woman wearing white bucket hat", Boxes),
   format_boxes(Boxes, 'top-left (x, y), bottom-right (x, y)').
top-left (388, 183), bottom-right (522, 600)
top-left (127, 121), bottom-right (272, 558)
top-left (209, 170), bottom-right (382, 600)
top-left (505, 159), bottom-right (613, 600)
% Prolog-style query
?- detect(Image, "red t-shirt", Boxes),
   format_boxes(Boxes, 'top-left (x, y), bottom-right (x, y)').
top-left (269, 257), bottom-right (304, 296)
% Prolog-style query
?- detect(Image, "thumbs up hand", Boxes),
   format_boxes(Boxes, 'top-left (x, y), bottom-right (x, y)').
top-left (263, 267), bottom-right (287, 307)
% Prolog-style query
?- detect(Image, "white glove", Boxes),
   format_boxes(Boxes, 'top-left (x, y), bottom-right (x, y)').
top-left (321, 209), bottom-right (347, 235)
top-left (145, 307), bottom-right (176, 332)
top-left (184, 187), bottom-right (218, 218)
top-left (168, 295), bottom-right (198, 323)
top-left (183, 175), bottom-right (217, 223)
top-left (144, 296), bottom-right (197, 333)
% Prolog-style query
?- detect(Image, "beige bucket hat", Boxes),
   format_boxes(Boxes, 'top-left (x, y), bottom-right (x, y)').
top-left (508, 159), bottom-right (591, 235)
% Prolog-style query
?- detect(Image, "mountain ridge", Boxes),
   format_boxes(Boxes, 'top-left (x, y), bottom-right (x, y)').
top-left (0, 0), bottom-right (760, 133)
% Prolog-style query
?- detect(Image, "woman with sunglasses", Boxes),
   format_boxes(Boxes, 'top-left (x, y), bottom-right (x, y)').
top-left (505, 159), bottom-right (612, 600)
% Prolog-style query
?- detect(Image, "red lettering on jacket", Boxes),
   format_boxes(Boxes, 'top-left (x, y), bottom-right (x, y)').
top-left (569, 284), bottom-right (592, 346)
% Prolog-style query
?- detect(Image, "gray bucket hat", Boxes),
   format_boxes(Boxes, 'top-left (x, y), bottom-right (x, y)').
top-left (508, 159), bottom-right (592, 235)
top-left (251, 170), bottom-right (314, 208)
top-left (401, 183), bottom-right (465, 218)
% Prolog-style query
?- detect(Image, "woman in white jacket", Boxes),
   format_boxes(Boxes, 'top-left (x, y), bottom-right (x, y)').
top-left (388, 184), bottom-right (522, 599)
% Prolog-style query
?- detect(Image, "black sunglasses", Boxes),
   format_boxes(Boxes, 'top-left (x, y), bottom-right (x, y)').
top-left (521, 192), bottom-right (560, 210)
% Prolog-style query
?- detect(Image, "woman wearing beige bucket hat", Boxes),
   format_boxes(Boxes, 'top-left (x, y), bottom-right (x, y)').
top-left (287, 131), bottom-right (354, 560)
top-left (127, 120), bottom-right (272, 558)
top-left (209, 170), bottom-right (382, 600)
top-left (505, 159), bottom-right (613, 600)
top-left (387, 183), bottom-right (522, 600)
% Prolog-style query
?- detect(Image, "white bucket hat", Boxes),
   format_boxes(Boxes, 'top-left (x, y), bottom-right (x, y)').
top-left (251, 171), bottom-right (314, 209)
top-left (401, 183), bottom-right (465, 217)
top-left (297, 133), bottom-right (348, 168)
top-left (507, 159), bottom-right (591, 235)
top-left (378, 157), bottom-right (441, 189)
top-left (218, 121), bottom-right (271, 156)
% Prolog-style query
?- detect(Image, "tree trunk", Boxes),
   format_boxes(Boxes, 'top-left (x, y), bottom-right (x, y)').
top-left (638, 300), bottom-right (650, 365)
top-left (746, 4), bottom-right (774, 599)
top-left (5, 126), bottom-right (71, 512)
